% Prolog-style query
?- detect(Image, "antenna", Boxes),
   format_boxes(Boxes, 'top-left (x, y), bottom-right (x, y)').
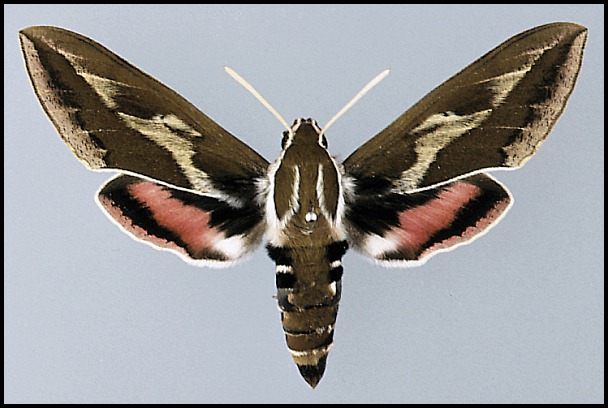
top-left (320, 69), bottom-right (390, 137)
top-left (224, 66), bottom-right (293, 136)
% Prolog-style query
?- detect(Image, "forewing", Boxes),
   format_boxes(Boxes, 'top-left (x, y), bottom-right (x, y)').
top-left (19, 26), bottom-right (269, 203)
top-left (344, 23), bottom-right (587, 193)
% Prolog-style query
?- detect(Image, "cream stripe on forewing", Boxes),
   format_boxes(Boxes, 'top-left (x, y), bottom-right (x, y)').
top-left (396, 40), bottom-right (564, 193)
top-left (486, 68), bottom-right (531, 107)
top-left (477, 43), bottom-right (553, 108)
top-left (53, 47), bottom-right (239, 203)
top-left (41, 41), bottom-right (203, 190)
top-left (398, 109), bottom-right (492, 191)
top-left (116, 113), bottom-right (214, 192)
top-left (78, 72), bottom-right (122, 109)
top-left (54, 47), bottom-right (124, 110)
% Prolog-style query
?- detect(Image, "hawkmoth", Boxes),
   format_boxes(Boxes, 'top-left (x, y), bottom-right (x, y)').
top-left (19, 23), bottom-right (587, 388)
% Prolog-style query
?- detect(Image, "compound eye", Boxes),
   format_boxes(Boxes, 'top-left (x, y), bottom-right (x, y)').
top-left (281, 131), bottom-right (290, 149)
top-left (320, 135), bottom-right (328, 149)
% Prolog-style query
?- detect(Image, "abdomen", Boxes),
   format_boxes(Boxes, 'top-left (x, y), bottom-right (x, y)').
top-left (267, 240), bottom-right (348, 388)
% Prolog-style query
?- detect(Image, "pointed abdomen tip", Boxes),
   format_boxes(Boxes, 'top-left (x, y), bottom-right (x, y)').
top-left (297, 356), bottom-right (327, 389)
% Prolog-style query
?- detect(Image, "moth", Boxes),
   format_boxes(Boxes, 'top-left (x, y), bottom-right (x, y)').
top-left (20, 23), bottom-right (587, 388)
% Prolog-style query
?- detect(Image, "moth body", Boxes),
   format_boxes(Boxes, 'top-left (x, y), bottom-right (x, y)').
top-left (20, 23), bottom-right (587, 388)
top-left (264, 118), bottom-right (349, 387)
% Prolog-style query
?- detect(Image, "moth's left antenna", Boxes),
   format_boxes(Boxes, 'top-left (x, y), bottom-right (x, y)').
top-left (224, 66), bottom-right (293, 136)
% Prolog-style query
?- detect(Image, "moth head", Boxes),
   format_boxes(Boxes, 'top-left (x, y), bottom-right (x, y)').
top-left (225, 65), bottom-right (389, 151)
top-left (281, 118), bottom-right (328, 151)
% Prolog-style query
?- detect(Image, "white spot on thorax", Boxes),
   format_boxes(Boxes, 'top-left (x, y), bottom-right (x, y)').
top-left (305, 212), bottom-right (317, 222)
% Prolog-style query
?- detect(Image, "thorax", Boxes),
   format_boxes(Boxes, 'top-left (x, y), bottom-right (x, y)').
top-left (265, 119), bottom-right (347, 247)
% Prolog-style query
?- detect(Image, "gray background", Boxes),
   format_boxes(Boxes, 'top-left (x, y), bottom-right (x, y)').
top-left (4, 4), bottom-right (604, 403)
